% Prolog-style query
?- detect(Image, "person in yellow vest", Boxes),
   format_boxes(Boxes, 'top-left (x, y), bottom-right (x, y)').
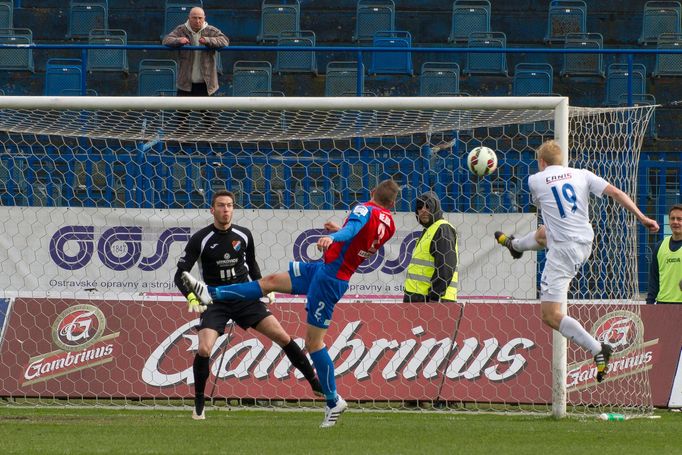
top-left (646, 204), bottom-right (682, 304)
top-left (404, 192), bottom-right (458, 302)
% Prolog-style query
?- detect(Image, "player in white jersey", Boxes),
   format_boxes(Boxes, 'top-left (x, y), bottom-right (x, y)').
top-left (494, 140), bottom-right (659, 382)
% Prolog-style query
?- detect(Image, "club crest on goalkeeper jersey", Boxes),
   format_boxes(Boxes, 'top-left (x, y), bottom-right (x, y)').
top-left (323, 201), bottom-right (396, 280)
top-left (528, 165), bottom-right (608, 247)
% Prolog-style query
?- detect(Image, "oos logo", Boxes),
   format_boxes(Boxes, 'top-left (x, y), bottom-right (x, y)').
top-left (591, 310), bottom-right (644, 355)
top-left (293, 229), bottom-right (421, 274)
top-left (49, 226), bottom-right (190, 271)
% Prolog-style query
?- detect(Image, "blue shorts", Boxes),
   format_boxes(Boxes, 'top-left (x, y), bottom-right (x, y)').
top-left (288, 261), bottom-right (349, 329)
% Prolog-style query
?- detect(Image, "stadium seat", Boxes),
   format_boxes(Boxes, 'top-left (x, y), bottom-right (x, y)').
top-left (512, 63), bottom-right (553, 96)
top-left (87, 29), bottom-right (128, 73)
top-left (257, 0), bottom-right (300, 42)
top-left (295, 186), bottom-right (333, 210)
top-left (325, 61), bottom-right (365, 96)
top-left (232, 61), bottom-right (272, 96)
top-left (353, 0), bottom-right (395, 43)
top-left (137, 59), bottom-right (177, 96)
top-left (448, 0), bottom-right (491, 43)
top-left (419, 62), bottom-right (460, 96)
top-left (163, 1), bottom-right (202, 39)
top-left (463, 31), bottom-right (508, 76)
top-left (368, 30), bottom-right (413, 75)
top-left (544, 0), bottom-right (587, 43)
top-left (67, 1), bottom-right (108, 39)
top-left (618, 93), bottom-right (658, 138)
top-left (561, 32), bottom-right (604, 77)
top-left (0, 28), bottom-right (34, 72)
top-left (44, 58), bottom-right (84, 96)
top-left (274, 30), bottom-right (317, 74)
top-left (639, 1), bottom-right (682, 45)
top-left (0, 2), bottom-right (12, 29)
top-left (652, 33), bottom-right (682, 76)
top-left (604, 63), bottom-right (647, 106)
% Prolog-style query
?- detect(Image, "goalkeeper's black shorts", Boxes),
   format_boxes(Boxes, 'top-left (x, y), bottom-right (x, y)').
top-left (197, 298), bottom-right (272, 334)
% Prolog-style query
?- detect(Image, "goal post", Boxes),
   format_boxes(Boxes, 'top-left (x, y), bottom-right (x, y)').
top-left (0, 96), bottom-right (656, 418)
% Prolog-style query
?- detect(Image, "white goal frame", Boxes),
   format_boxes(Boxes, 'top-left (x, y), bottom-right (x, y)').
top-left (2, 95), bottom-right (640, 419)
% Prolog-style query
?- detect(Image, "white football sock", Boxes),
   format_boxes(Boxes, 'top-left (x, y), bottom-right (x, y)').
top-left (559, 316), bottom-right (602, 355)
top-left (512, 231), bottom-right (543, 251)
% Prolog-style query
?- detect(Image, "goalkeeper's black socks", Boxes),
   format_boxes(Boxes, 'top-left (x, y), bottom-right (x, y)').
top-left (282, 339), bottom-right (323, 395)
top-left (193, 354), bottom-right (210, 397)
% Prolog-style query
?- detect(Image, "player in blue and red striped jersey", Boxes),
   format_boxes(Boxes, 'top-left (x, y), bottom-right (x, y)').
top-left (182, 179), bottom-right (400, 427)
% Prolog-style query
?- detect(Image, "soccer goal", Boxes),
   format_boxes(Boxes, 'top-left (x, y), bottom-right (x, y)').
top-left (0, 96), bottom-right (656, 418)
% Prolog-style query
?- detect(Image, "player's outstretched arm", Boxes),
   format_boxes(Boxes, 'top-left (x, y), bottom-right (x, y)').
top-left (603, 184), bottom-right (660, 232)
top-left (324, 221), bottom-right (342, 232)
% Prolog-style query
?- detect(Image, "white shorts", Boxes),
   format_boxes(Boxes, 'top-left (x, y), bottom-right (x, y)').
top-left (540, 242), bottom-right (592, 303)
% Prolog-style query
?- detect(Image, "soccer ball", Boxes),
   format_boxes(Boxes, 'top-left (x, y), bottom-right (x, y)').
top-left (467, 146), bottom-right (498, 176)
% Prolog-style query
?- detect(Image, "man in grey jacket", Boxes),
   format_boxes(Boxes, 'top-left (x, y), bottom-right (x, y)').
top-left (162, 7), bottom-right (228, 96)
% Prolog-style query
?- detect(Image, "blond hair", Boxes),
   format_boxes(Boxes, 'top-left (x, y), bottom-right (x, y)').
top-left (537, 140), bottom-right (564, 165)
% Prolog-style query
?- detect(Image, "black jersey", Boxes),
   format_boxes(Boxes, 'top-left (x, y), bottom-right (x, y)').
top-left (174, 223), bottom-right (262, 297)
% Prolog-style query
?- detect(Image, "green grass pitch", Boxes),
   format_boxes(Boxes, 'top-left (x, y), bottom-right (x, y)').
top-left (1, 407), bottom-right (680, 454)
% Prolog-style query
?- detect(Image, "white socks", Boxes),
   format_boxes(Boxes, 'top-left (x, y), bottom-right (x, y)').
top-left (559, 316), bottom-right (602, 355)
top-left (512, 231), bottom-right (543, 251)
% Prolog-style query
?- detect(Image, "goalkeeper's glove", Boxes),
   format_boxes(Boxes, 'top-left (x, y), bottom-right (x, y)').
top-left (261, 292), bottom-right (276, 305)
top-left (187, 292), bottom-right (207, 314)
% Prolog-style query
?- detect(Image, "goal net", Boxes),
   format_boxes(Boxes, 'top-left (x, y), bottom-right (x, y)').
top-left (0, 96), bottom-right (655, 418)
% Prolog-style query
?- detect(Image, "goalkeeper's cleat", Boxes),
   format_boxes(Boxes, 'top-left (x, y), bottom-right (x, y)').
top-left (320, 396), bottom-right (347, 428)
top-left (192, 395), bottom-right (206, 420)
top-left (494, 231), bottom-right (523, 259)
top-left (310, 377), bottom-right (325, 398)
top-left (595, 343), bottom-right (613, 383)
top-left (182, 271), bottom-right (213, 305)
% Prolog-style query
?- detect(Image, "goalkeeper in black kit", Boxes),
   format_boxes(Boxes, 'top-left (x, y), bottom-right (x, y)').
top-left (174, 190), bottom-right (323, 420)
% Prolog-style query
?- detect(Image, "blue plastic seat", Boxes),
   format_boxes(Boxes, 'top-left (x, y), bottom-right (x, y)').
top-left (448, 0), bottom-right (491, 43)
top-left (45, 58), bottom-right (83, 96)
top-left (0, 2), bottom-right (12, 29)
top-left (353, 0), bottom-right (395, 42)
top-left (0, 28), bottom-right (34, 72)
top-left (652, 32), bottom-right (682, 76)
top-left (561, 32), bottom-right (604, 77)
top-left (325, 61), bottom-right (365, 96)
top-left (68, 1), bottom-right (108, 38)
top-left (464, 31), bottom-right (508, 76)
top-left (419, 62), bottom-right (460, 96)
top-left (258, 0), bottom-right (300, 42)
top-left (274, 30), bottom-right (317, 74)
top-left (604, 63), bottom-right (647, 106)
top-left (639, 1), bottom-right (681, 44)
top-left (138, 59), bottom-right (177, 96)
top-left (513, 63), bottom-right (553, 96)
top-left (544, 0), bottom-right (586, 43)
top-left (232, 61), bottom-right (272, 96)
top-left (368, 30), bottom-right (413, 75)
top-left (87, 29), bottom-right (128, 73)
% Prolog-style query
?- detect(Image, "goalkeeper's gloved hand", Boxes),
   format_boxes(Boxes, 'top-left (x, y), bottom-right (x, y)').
top-left (261, 292), bottom-right (276, 305)
top-left (187, 292), bottom-right (207, 314)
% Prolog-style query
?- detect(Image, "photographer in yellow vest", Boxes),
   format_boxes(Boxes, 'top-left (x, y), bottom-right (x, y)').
top-left (646, 204), bottom-right (682, 304)
top-left (404, 192), bottom-right (458, 303)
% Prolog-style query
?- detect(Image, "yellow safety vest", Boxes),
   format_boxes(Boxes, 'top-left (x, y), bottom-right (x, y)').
top-left (404, 219), bottom-right (458, 301)
top-left (656, 237), bottom-right (682, 303)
